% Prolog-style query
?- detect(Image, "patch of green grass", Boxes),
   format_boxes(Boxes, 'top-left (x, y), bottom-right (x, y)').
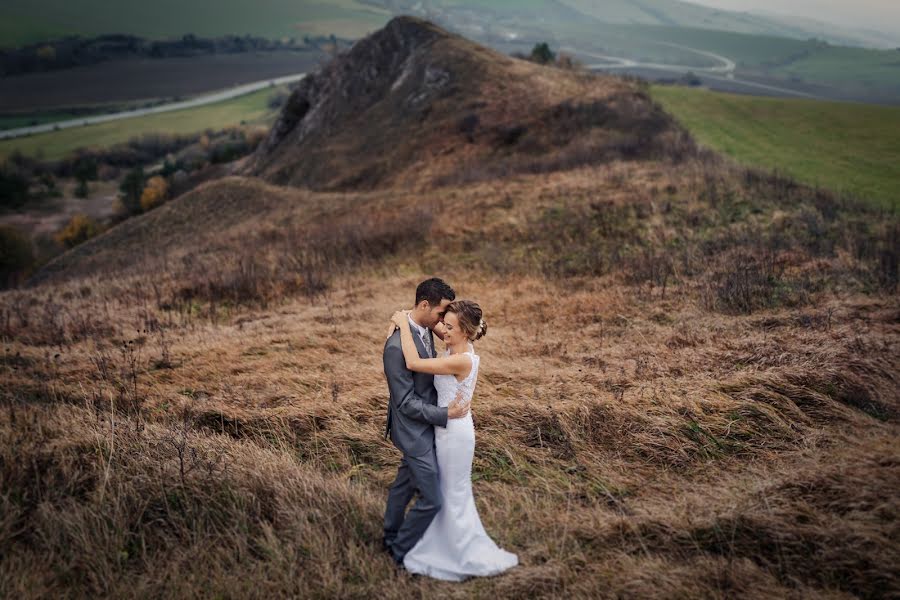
top-left (650, 84), bottom-right (900, 210)
top-left (0, 85), bottom-right (286, 161)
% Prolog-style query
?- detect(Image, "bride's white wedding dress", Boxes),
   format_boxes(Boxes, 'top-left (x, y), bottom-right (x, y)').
top-left (403, 345), bottom-right (518, 581)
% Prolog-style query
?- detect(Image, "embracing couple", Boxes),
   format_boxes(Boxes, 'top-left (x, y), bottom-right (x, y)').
top-left (381, 277), bottom-right (518, 581)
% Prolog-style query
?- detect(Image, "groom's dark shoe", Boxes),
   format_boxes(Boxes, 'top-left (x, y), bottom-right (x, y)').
top-left (382, 537), bottom-right (406, 570)
top-left (381, 536), bottom-right (394, 556)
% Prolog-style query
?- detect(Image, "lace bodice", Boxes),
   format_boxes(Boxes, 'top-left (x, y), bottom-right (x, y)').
top-left (434, 347), bottom-right (479, 408)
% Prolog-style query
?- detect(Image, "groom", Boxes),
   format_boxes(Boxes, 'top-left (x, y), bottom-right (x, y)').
top-left (382, 277), bottom-right (471, 567)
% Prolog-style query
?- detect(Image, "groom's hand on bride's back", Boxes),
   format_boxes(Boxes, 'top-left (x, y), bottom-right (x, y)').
top-left (448, 391), bottom-right (471, 419)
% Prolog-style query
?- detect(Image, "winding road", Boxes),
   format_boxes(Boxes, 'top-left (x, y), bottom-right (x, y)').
top-left (564, 43), bottom-right (735, 75)
top-left (0, 72), bottom-right (307, 141)
top-left (564, 42), bottom-right (820, 99)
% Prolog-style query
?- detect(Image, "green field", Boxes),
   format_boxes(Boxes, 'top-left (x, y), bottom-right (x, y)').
top-left (0, 0), bottom-right (390, 48)
top-left (0, 86), bottom-right (286, 161)
top-left (651, 85), bottom-right (900, 211)
top-left (0, 110), bottom-right (104, 131)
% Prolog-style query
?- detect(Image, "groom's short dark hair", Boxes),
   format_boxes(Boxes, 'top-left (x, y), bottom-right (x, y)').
top-left (416, 277), bottom-right (455, 307)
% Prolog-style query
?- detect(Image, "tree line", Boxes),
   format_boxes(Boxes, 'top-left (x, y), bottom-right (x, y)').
top-left (0, 32), bottom-right (326, 76)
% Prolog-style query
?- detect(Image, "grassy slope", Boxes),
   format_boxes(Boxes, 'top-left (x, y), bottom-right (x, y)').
top-left (2, 163), bottom-right (897, 597)
top-left (560, 0), bottom-right (800, 35)
top-left (651, 84), bottom-right (900, 210)
top-left (0, 85), bottom-right (286, 161)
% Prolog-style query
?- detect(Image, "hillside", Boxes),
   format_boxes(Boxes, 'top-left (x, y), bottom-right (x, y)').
top-left (557, 0), bottom-right (896, 47)
top-left (2, 16), bottom-right (898, 599)
top-left (241, 16), bottom-right (680, 191)
top-left (651, 85), bottom-right (900, 210)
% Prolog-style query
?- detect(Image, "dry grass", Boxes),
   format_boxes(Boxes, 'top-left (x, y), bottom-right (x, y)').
top-left (1, 19), bottom-right (898, 593)
top-left (2, 150), bottom-right (898, 598)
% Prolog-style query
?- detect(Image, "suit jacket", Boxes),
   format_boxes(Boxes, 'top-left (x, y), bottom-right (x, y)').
top-left (383, 322), bottom-right (448, 457)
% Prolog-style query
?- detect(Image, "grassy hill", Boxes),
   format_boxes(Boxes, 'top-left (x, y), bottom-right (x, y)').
top-left (2, 17), bottom-right (898, 598)
top-left (0, 84), bottom-right (288, 161)
top-left (241, 17), bottom-right (679, 191)
top-left (650, 84), bottom-right (900, 211)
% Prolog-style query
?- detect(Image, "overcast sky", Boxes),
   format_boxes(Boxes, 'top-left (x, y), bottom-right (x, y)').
top-left (687, 0), bottom-right (900, 35)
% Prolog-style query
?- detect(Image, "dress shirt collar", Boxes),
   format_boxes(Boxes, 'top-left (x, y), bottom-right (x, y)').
top-left (407, 313), bottom-right (429, 340)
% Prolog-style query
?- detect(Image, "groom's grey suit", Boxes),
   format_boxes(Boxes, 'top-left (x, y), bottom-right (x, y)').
top-left (383, 322), bottom-right (448, 563)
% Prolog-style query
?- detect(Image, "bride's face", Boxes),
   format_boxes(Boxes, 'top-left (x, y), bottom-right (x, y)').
top-left (442, 311), bottom-right (468, 346)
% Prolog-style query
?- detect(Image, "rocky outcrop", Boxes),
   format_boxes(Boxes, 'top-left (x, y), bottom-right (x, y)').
top-left (244, 17), bottom-right (462, 189)
top-left (244, 15), bottom-right (685, 191)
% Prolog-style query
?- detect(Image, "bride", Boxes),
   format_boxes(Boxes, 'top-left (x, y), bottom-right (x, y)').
top-left (389, 300), bottom-right (518, 581)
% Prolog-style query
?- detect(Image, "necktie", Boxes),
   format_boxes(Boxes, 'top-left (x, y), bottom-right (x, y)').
top-left (421, 331), bottom-right (432, 357)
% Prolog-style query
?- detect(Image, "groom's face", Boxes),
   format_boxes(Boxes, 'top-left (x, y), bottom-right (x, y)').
top-left (423, 298), bottom-right (453, 330)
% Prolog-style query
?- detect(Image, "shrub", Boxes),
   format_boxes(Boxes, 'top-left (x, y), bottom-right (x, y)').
top-left (208, 138), bottom-right (250, 164)
top-left (0, 162), bottom-right (30, 210)
top-left (176, 146), bottom-right (208, 172)
top-left (556, 52), bottom-right (581, 70)
top-left (530, 42), bottom-right (555, 65)
top-left (118, 166), bottom-right (146, 215)
top-left (73, 153), bottom-right (99, 182)
top-left (0, 225), bottom-right (34, 288)
top-left (36, 171), bottom-right (61, 199)
top-left (160, 155), bottom-right (178, 177)
top-left (55, 214), bottom-right (100, 249)
top-left (140, 175), bottom-right (169, 211)
top-left (700, 250), bottom-right (812, 314)
top-left (74, 179), bottom-right (89, 198)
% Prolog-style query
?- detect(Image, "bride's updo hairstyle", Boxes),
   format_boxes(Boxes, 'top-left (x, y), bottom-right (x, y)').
top-left (445, 300), bottom-right (487, 341)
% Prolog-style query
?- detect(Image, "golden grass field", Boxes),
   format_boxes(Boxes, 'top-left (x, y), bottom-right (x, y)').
top-left (3, 159), bottom-right (898, 598)
top-left (1, 17), bottom-right (898, 599)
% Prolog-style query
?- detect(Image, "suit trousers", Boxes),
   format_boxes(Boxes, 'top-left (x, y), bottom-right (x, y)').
top-left (383, 446), bottom-right (442, 562)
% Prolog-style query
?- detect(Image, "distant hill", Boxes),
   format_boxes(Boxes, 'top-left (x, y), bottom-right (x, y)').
top-left (556, 0), bottom-right (897, 47)
top-left (242, 16), bottom-right (684, 191)
top-left (365, 1), bottom-right (900, 103)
